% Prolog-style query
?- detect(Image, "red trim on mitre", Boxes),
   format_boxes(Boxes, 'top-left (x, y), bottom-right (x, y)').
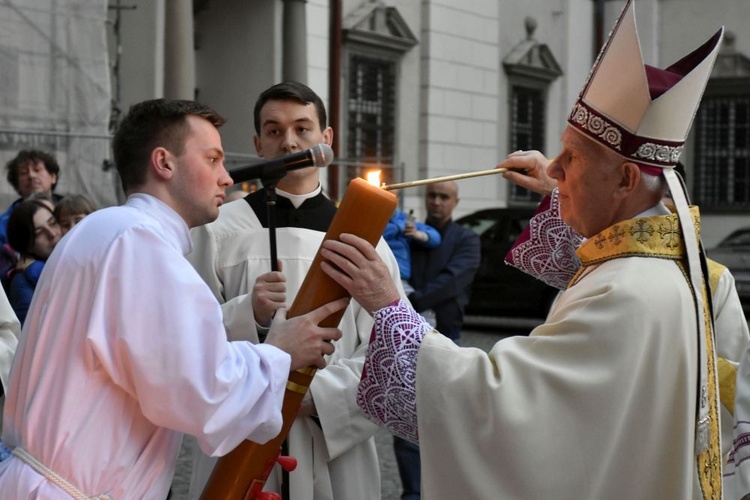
top-left (638, 164), bottom-right (664, 176)
top-left (646, 29), bottom-right (723, 99)
top-left (645, 65), bottom-right (683, 100)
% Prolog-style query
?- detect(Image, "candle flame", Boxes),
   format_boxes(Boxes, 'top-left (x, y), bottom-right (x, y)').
top-left (365, 170), bottom-right (381, 187)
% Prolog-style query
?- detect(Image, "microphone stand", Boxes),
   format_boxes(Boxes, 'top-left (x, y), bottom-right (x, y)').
top-left (258, 170), bottom-right (288, 500)
top-left (266, 188), bottom-right (279, 273)
top-left (259, 173), bottom-right (283, 272)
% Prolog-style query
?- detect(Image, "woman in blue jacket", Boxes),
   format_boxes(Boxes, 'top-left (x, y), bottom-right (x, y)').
top-left (6, 198), bottom-right (61, 325)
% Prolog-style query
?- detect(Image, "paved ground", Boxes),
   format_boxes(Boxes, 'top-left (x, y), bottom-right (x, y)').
top-left (169, 326), bottom-right (516, 499)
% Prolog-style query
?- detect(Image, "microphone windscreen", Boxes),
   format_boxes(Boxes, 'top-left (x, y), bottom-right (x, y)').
top-left (311, 144), bottom-right (335, 167)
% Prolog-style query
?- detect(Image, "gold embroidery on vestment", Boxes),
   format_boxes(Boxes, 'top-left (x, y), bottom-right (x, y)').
top-left (572, 208), bottom-right (721, 497)
top-left (608, 225), bottom-right (625, 245)
top-left (657, 214), bottom-right (681, 250)
top-left (629, 218), bottom-right (654, 244)
top-left (696, 280), bottom-right (721, 499)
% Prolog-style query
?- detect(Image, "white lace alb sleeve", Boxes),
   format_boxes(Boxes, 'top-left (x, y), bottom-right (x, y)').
top-left (356, 299), bottom-right (433, 444)
top-left (505, 188), bottom-right (583, 290)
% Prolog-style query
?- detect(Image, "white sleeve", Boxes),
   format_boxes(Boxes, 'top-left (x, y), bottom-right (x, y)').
top-left (88, 227), bottom-right (290, 456)
top-left (0, 286), bottom-right (19, 396)
top-left (309, 238), bottom-right (406, 459)
top-left (189, 221), bottom-right (259, 342)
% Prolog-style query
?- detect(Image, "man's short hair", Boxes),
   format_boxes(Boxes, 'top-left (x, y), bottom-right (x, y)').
top-left (113, 99), bottom-right (225, 192)
top-left (253, 81), bottom-right (327, 135)
top-left (5, 150), bottom-right (60, 195)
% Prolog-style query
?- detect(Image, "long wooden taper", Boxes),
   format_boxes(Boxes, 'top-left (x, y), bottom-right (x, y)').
top-left (200, 178), bottom-right (398, 499)
top-left (381, 168), bottom-right (507, 190)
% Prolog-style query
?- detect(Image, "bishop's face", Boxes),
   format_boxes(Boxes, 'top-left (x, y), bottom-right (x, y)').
top-left (253, 99), bottom-right (333, 193)
top-left (547, 127), bottom-right (624, 238)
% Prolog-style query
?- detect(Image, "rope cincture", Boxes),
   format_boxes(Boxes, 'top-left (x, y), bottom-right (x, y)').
top-left (12, 447), bottom-right (111, 500)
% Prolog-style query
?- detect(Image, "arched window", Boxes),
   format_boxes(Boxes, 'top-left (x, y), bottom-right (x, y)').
top-left (341, 2), bottom-right (416, 191)
top-left (503, 18), bottom-right (562, 204)
top-left (694, 33), bottom-right (750, 211)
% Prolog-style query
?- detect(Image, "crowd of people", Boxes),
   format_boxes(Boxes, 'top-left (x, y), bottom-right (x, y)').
top-left (0, 151), bottom-right (100, 326)
top-left (0, 152), bottom-right (99, 346)
top-left (0, 1), bottom-right (748, 499)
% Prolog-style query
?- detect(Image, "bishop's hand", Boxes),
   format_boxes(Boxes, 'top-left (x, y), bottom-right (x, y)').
top-left (320, 233), bottom-right (400, 316)
top-left (500, 150), bottom-right (557, 196)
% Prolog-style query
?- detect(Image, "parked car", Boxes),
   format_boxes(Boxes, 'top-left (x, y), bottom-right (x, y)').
top-left (706, 227), bottom-right (750, 316)
top-left (456, 207), bottom-right (558, 319)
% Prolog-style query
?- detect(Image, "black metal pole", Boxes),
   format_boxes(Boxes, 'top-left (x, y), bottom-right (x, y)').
top-left (261, 181), bottom-right (285, 498)
top-left (265, 187), bottom-right (279, 272)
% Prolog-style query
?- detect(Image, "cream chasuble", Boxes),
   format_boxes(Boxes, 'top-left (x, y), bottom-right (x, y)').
top-left (360, 209), bottom-right (722, 499)
top-left (506, 193), bottom-right (746, 493)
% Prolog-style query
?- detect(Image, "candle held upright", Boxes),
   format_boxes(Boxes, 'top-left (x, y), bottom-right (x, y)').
top-left (201, 177), bottom-right (397, 500)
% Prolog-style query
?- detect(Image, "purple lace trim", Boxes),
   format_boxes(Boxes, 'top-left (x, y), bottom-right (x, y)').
top-left (356, 299), bottom-right (432, 444)
top-left (504, 189), bottom-right (583, 290)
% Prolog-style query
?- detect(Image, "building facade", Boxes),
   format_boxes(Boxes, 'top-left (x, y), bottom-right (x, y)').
top-left (1, 0), bottom-right (747, 245)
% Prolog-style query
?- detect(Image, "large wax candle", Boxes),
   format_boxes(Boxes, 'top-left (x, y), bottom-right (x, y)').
top-left (201, 178), bottom-right (398, 500)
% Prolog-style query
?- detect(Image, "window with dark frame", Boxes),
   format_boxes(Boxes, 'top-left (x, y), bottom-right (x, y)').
top-left (346, 54), bottom-right (396, 186)
top-left (694, 95), bottom-right (750, 211)
top-left (509, 85), bottom-right (545, 203)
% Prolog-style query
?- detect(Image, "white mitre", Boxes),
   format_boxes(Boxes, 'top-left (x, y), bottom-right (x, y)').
top-left (568, 0), bottom-right (723, 173)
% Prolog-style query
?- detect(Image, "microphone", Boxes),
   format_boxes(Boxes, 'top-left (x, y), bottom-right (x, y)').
top-left (229, 144), bottom-right (334, 183)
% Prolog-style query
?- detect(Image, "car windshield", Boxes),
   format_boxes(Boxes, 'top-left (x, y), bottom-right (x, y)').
top-left (720, 230), bottom-right (750, 247)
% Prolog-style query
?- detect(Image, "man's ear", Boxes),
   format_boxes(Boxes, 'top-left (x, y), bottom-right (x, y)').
top-left (150, 147), bottom-right (174, 181)
top-left (253, 136), bottom-right (264, 158)
top-left (322, 127), bottom-right (334, 147)
top-left (615, 162), bottom-right (641, 198)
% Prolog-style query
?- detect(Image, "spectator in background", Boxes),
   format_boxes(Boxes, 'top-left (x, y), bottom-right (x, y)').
top-left (384, 207), bottom-right (441, 325)
top-left (0, 150), bottom-right (62, 245)
top-left (393, 180), bottom-right (480, 500)
top-left (409, 181), bottom-right (480, 344)
top-left (53, 194), bottom-right (98, 236)
top-left (6, 198), bottom-right (61, 325)
top-left (188, 81), bottom-right (404, 500)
